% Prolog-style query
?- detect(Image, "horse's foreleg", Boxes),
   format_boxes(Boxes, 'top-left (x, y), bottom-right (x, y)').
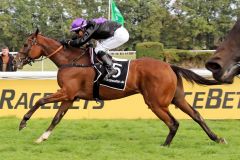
top-left (19, 89), bottom-right (68, 131)
top-left (35, 100), bottom-right (73, 143)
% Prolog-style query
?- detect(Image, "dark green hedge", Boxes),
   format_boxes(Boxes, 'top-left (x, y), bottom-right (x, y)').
top-left (163, 49), bottom-right (213, 68)
top-left (135, 42), bottom-right (213, 68)
top-left (136, 42), bottom-right (164, 59)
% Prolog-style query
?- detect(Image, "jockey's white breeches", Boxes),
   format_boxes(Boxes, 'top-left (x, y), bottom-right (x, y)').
top-left (94, 26), bottom-right (129, 53)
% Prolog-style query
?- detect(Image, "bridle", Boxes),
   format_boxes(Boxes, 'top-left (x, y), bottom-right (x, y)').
top-left (16, 35), bottom-right (91, 69)
top-left (17, 37), bottom-right (63, 66)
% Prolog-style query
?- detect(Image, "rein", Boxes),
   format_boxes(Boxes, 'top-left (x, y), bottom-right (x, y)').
top-left (60, 63), bottom-right (94, 68)
top-left (32, 45), bottom-right (63, 63)
top-left (18, 36), bottom-right (93, 68)
top-left (18, 37), bottom-right (63, 65)
top-left (47, 45), bottom-right (63, 58)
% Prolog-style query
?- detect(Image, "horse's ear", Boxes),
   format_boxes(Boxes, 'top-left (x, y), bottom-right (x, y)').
top-left (35, 28), bottom-right (39, 37)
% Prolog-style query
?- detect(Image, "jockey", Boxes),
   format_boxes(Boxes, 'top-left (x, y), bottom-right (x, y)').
top-left (60, 17), bottom-right (129, 79)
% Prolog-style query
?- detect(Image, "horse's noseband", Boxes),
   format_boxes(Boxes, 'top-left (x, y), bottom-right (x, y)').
top-left (17, 56), bottom-right (34, 66)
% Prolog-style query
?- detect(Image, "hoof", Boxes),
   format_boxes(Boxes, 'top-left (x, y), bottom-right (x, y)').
top-left (19, 120), bottom-right (27, 131)
top-left (161, 143), bottom-right (170, 147)
top-left (218, 138), bottom-right (228, 144)
top-left (35, 137), bottom-right (47, 144)
top-left (35, 131), bottom-right (52, 144)
top-left (35, 139), bottom-right (43, 144)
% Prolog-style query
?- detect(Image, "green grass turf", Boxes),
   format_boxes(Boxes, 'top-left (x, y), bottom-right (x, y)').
top-left (0, 117), bottom-right (240, 160)
top-left (21, 54), bottom-right (136, 71)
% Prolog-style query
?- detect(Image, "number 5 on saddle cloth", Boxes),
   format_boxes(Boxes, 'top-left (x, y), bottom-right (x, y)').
top-left (89, 48), bottom-right (131, 100)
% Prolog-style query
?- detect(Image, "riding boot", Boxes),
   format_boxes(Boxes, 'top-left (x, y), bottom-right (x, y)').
top-left (98, 51), bottom-right (117, 79)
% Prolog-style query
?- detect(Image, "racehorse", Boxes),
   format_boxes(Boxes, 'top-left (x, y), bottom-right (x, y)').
top-left (206, 19), bottom-right (240, 83)
top-left (14, 29), bottom-right (226, 145)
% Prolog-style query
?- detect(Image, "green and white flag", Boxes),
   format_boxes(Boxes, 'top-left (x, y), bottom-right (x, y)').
top-left (111, 0), bottom-right (124, 25)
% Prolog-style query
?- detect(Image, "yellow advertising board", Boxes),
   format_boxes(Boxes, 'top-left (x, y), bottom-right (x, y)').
top-left (0, 78), bottom-right (239, 119)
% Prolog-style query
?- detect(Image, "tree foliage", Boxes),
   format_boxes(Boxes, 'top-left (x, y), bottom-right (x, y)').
top-left (163, 0), bottom-right (240, 49)
top-left (0, 0), bottom-right (239, 51)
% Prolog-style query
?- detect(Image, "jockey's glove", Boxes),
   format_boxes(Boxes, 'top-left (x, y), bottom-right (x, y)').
top-left (60, 39), bottom-right (71, 47)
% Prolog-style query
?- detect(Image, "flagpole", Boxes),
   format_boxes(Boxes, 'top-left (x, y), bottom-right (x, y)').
top-left (108, 0), bottom-right (111, 20)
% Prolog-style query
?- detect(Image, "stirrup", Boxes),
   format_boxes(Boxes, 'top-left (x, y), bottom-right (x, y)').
top-left (104, 69), bottom-right (117, 79)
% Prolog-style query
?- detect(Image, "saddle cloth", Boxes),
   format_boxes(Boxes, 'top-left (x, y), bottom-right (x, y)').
top-left (90, 48), bottom-right (131, 91)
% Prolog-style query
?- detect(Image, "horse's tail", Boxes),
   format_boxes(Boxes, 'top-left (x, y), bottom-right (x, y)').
top-left (170, 65), bottom-right (221, 85)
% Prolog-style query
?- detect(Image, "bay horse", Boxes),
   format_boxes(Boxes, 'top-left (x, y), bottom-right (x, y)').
top-left (206, 19), bottom-right (240, 83)
top-left (14, 29), bottom-right (226, 145)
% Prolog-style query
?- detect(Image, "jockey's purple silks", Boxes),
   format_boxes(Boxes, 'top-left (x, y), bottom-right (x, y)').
top-left (91, 17), bottom-right (107, 24)
top-left (71, 17), bottom-right (107, 31)
top-left (70, 18), bottom-right (87, 31)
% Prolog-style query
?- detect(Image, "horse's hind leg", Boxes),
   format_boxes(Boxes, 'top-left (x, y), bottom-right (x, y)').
top-left (19, 89), bottom-right (68, 130)
top-left (142, 89), bottom-right (179, 146)
top-left (35, 100), bottom-right (73, 143)
top-left (151, 107), bottom-right (179, 146)
top-left (172, 86), bottom-right (227, 144)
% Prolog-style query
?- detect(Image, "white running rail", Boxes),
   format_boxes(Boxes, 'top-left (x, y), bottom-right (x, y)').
top-left (0, 69), bottom-right (212, 79)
